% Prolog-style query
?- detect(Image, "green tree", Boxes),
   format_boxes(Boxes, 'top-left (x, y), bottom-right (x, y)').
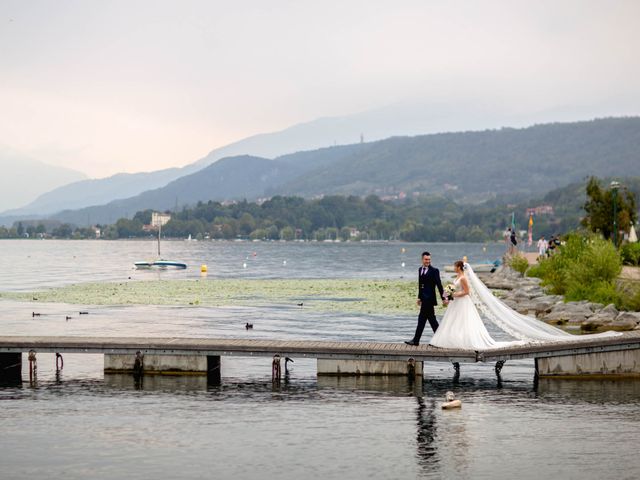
top-left (115, 218), bottom-right (143, 238)
top-left (250, 228), bottom-right (268, 240)
top-left (339, 226), bottom-right (352, 241)
top-left (133, 209), bottom-right (153, 225)
top-left (280, 226), bottom-right (295, 241)
top-left (52, 224), bottom-right (73, 238)
top-left (238, 213), bottom-right (256, 236)
top-left (582, 177), bottom-right (637, 244)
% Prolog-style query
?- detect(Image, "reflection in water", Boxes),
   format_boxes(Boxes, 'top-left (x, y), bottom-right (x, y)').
top-left (537, 378), bottom-right (640, 405)
top-left (317, 375), bottom-right (423, 395)
top-left (416, 396), bottom-right (439, 471)
top-left (104, 374), bottom-right (209, 391)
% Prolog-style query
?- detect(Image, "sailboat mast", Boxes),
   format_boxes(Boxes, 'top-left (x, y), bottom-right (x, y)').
top-left (158, 222), bottom-right (161, 257)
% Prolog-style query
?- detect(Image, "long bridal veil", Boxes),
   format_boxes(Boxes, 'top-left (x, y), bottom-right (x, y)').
top-left (464, 263), bottom-right (621, 343)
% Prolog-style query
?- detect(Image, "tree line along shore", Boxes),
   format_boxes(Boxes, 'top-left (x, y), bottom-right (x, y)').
top-left (3, 176), bottom-right (639, 243)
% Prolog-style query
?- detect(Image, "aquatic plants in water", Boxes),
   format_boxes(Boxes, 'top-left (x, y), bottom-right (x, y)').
top-left (0, 278), bottom-right (422, 315)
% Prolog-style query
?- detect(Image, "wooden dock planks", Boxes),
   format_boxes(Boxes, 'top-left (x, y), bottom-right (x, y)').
top-left (1, 331), bottom-right (639, 363)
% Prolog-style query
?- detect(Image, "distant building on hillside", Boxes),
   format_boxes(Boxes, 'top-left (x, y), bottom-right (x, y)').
top-left (151, 212), bottom-right (171, 227)
top-left (526, 205), bottom-right (554, 216)
top-left (143, 212), bottom-right (172, 233)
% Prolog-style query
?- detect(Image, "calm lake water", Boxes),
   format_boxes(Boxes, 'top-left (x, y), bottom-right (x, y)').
top-left (1, 240), bottom-right (639, 480)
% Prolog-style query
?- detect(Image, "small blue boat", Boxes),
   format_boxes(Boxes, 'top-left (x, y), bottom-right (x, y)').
top-left (134, 260), bottom-right (187, 269)
top-left (134, 222), bottom-right (187, 270)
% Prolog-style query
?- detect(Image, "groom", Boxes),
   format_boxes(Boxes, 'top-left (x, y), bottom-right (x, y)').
top-left (405, 251), bottom-right (446, 346)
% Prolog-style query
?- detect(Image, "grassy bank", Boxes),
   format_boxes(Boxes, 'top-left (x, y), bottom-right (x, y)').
top-left (527, 233), bottom-right (640, 311)
top-left (0, 278), bottom-right (421, 315)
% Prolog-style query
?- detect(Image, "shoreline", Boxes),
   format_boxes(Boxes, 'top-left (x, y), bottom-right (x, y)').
top-left (480, 266), bottom-right (640, 333)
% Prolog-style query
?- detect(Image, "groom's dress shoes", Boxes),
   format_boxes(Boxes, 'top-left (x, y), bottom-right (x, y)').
top-left (404, 341), bottom-right (419, 346)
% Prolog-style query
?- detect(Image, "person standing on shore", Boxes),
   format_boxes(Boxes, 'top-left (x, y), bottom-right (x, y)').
top-left (537, 235), bottom-right (547, 258)
top-left (504, 227), bottom-right (512, 252)
top-left (405, 251), bottom-right (446, 346)
top-left (509, 228), bottom-right (518, 255)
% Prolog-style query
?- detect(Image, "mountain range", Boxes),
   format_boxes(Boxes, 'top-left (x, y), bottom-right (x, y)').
top-left (30, 116), bottom-right (640, 227)
top-left (0, 148), bottom-right (86, 212)
top-left (5, 99), bottom-right (633, 220)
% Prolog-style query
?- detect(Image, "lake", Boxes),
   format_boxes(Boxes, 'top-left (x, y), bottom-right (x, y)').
top-left (1, 240), bottom-right (639, 480)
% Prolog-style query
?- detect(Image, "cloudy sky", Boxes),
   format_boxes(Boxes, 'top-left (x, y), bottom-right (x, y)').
top-left (1, 0), bottom-right (639, 178)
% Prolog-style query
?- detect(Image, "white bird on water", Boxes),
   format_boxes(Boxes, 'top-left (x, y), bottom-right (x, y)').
top-left (441, 391), bottom-right (462, 409)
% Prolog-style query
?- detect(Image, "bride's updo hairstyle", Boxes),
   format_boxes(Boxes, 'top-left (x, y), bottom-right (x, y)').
top-left (454, 260), bottom-right (464, 271)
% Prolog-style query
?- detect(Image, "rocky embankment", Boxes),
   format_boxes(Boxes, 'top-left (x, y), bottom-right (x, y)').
top-left (479, 266), bottom-right (640, 332)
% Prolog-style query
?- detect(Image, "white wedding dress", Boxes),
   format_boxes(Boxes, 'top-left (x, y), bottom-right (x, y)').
top-left (429, 277), bottom-right (524, 350)
top-left (429, 263), bottom-right (621, 351)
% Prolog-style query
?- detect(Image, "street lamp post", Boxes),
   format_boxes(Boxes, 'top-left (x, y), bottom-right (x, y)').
top-left (610, 181), bottom-right (620, 247)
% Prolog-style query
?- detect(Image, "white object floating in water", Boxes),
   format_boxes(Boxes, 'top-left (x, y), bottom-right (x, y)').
top-left (401, 262), bottom-right (405, 268)
top-left (243, 262), bottom-right (247, 269)
top-left (441, 391), bottom-right (462, 409)
top-left (283, 260), bottom-right (287, 265)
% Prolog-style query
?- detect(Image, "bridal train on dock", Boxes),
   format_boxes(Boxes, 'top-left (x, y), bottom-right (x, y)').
top-left (429, 263), bottom-right (621, 351)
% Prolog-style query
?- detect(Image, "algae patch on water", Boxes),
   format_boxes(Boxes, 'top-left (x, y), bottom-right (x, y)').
top-left (0, 278), bottom-right (419, 315)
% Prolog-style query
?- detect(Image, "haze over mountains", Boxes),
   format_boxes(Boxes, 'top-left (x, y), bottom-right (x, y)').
top-left (20, 116), bottom-right (640, 227)
top-left (5, 100), bottom-right (635, 219)
top-left (0, 147), bottom-right (86, 212)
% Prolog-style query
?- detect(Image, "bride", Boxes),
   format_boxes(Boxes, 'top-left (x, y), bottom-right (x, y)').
top-left (430, 261), bottom-right (523, 350)
top-left (429, 260), bottom-right (620, 351)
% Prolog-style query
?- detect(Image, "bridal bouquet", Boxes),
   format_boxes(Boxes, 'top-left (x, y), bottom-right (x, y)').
top-left (444, 283), bottom-right (456, 303)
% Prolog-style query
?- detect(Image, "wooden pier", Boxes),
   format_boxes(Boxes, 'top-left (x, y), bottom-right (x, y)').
top-left (1, 331), bottom-right (640, 380)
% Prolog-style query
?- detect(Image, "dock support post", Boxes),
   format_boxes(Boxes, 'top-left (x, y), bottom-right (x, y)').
top-left (28, 350), bottom-right (37, 383)
top-left (407, 358), bottom-right (416, 377)
top-left (272, 355), bottom-right (281, 383)
top-left (0, 352), bottom-right (22, 385)
top-left (207, 356), bottom-right (221, 385)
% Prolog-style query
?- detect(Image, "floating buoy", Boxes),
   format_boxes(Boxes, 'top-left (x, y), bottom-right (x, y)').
top-left (243, 262), bottom-right (247, 269)
top-left (401, 262), bottom-right (405, 268)
top-left (441, 391), bottom-right (462, 409)
top-left (252, 252), bottom-right (257, 257)
top-left (200, 264), bottom-right (208, 273)
top-left (401, 247), bottom-right (406, 253)
top-left (283, 260), bottom-right (287, 265)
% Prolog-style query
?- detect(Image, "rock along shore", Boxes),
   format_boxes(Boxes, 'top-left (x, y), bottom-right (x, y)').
top-left (478, 266), bottom-right (640, 333)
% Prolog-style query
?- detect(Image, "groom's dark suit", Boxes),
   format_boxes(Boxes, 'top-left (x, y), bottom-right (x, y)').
top-left (411, 265), bottom-right (445, 345)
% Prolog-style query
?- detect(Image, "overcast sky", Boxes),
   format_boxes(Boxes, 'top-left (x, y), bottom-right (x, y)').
top-left (1, 0), bottom-right (639, 178)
